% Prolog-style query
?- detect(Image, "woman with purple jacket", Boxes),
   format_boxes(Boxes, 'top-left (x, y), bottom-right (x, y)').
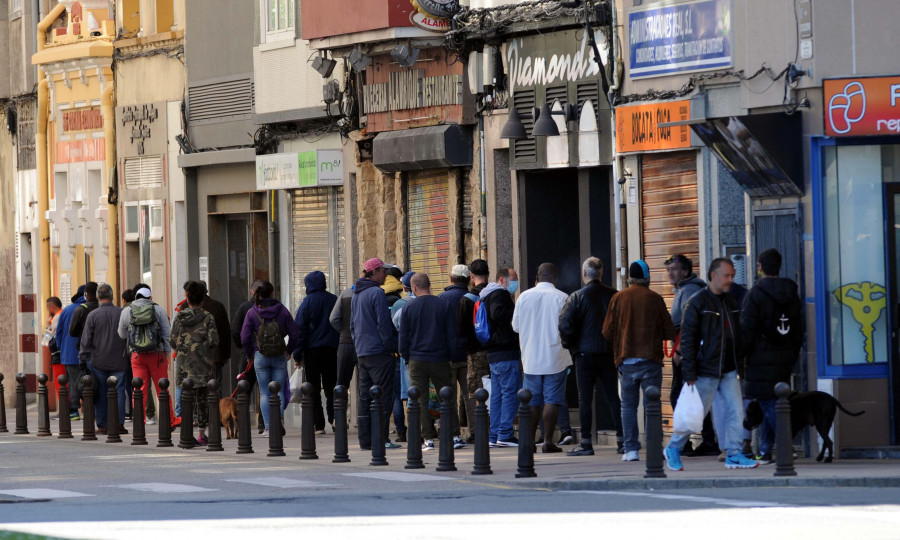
top-left (240, 281), bottom-right (300, 435)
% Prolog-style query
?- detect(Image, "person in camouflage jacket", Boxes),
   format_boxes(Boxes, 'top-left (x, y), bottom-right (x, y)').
top-left (170, 280), bottom-right (219, 445)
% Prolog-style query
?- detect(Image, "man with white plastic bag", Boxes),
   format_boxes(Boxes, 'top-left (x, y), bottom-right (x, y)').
top-left (664, 258), bottom-right (758, 471)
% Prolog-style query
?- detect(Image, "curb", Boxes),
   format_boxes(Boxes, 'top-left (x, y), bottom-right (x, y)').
top-left (516, 476), bottom-right (900, 491)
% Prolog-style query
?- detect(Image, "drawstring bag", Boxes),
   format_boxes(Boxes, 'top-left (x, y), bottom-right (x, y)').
top-left (673, 383), bottom-right (704, 434)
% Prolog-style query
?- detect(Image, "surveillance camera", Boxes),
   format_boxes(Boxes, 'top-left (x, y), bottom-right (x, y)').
top-left (617, 177), bottom-right (628, 185)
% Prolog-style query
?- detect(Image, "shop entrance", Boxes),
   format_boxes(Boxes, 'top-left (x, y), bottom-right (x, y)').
top-left (884, 185), bottom-right (900, 443)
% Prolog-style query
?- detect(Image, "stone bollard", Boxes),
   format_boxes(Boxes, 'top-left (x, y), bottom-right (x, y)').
top-left (15, 373), bottom-right (28, 434)
top-left (472, 388), bottom-right (492, 475)
top-left (206, 379), bottom-right (223, 452)
top-left (179, 378), bottom-right (195, 449)
top-left (106, 376), bottom-right (122, 443)
top-left (0, 372), bottom-right (7, 433)
top-left (369, 385), bottom-right (387, 466)
top-left (515, 389), bottom-right (536, 478)
top-left (156, 378), bottom-right (173, 448)
top-left (332, 385), bottom-right (350, 463)
top-left (405, 386), bottom-right (424, 469)
top-left (299, 382), bottom-right (316, 460)
top-left (81, 376), bottom-right (96, 441)
top-left (268, 381), bottom-right (286, 457)
top-left (236, 380), bottom-right (253, 454)
top-left (643, 386), bottom-right (666, 479)
top-left (37, 374), bottom-right (51, 437)
top-left (57, 375), bottom-right (73, 439)
top-left (131, 378), bottom-right (147, 445)
top-left (774, 382), bottom-right (798, 477)
top-left (437, 386), bottom-right (457, 472)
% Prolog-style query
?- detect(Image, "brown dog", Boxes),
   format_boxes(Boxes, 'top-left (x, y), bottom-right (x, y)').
top-left (220, 397), bottom-right (238, 439)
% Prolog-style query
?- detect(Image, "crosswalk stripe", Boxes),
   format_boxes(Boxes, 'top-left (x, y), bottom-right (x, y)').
top-left (0, 488), bottom-right (93, 499)
top-left (114, 483), bottom-right (218, 493)
top-left (226, 477), bottom-right (339, 489)
top-left (342, 472), bottom-right (451, 482)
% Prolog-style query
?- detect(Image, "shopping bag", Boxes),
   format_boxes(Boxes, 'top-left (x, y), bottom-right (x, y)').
top-left (481, 375), bottom-right (491, 412)
top-left (289, 367), bottom-right (304, 403)
top-left (672, 383), bottom-right (704, 434)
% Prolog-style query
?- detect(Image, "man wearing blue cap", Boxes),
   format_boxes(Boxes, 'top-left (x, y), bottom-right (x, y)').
top-left (602, 260), bottom-right (676, 462)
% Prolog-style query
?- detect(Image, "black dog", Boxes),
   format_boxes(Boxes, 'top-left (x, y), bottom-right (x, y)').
top-left (744, 391), bottom-right (865, 463)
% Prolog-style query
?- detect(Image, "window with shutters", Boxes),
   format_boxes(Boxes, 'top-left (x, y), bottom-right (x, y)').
top-left (512, 89), bottom-right (536, 168)
top-left (123, 156), bottom-right (164, 189)
top-left (16, 100), bottom-right (36, 170)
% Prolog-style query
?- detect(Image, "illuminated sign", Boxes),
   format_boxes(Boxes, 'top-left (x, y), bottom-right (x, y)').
top-left (825, 76), bottom-right (900, 137)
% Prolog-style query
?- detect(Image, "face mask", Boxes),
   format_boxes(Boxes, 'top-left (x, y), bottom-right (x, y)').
top-left (507, 280), bottom-right (519, 294)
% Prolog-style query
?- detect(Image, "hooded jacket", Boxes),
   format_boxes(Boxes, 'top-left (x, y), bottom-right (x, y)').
top-left (381, 275), bottom-right (404, 307)
top-left (399, 295), bottom-right (454, 363)
top-left (240, 298), bottom-right (300, 359)
top-left (457, 282), bottom-right (487, 354)
top-left (671, 274), bottom-right (706, 330)
top-left (351, 277), bottom-right (396, 357)
top-left (68, 298), bottom-right (99, 348)
top-left (55, 297), bottom-right (85, 366)
top-left (479, 282), bottom-right (519, 357)
top-left (294, 271), bottom-right (340, 354)
top-left (329, 287), bottom-right (354, 344)
top-left (740, 277), bottom-right (803, 399)
top-left (170, 306), bottom-right (218, 383)
top-left (439, 284), bottom-right (470, 363)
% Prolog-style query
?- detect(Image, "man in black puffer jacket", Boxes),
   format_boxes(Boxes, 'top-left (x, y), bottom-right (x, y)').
top-left (558, 257), bottom-right (620, 457)
top-left (740, 248), bottom-right (802, 463)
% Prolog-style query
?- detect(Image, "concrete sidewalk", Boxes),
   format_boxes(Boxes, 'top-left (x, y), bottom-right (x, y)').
top-left (6, 407), bottom-right (900, 492)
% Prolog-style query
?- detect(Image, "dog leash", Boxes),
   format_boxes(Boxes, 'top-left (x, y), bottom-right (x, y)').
top-left (664, 333), bottom-right (680, 359)
top-left (230, 359), bottom-right (254, 398)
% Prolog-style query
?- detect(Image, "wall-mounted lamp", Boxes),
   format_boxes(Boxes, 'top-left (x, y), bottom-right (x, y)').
top-left (391, 44), bottom-right (420, 68)
top-left (348, 48), bottom-right (371, 71)
top-left (312, 54), bottom-right (337, 78)
top-left (532, 102), bottom-right (578, 137)
top-left (500, 107), bottom-right (527, 140)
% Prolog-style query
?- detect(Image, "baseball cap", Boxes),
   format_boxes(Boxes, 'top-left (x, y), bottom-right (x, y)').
top-left (363, 258), bottom-right (389, 273)
top-left (629, 260), bottom-right (650, 280)
top-left (401, 271), bottom-right (415, 289)
top-left (451, 264), bottom-right (470, 278)
top-left (468, 259), bottom-right (489, 276)
top-left (135, 287), bottom-right (152, 299)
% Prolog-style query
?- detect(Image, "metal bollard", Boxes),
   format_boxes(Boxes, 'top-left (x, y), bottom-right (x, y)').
top-left (206, 379), bottom-right (223, 452)
top-left (179, 378), bottom-right (195, 449)
top-left (437, 386), bottom-right (457, 472)
top-left (299, 382), bottom-right (317, 460)
top-left (156, 378), bottom-right (173, 447)
top-left (57, 375), bottom-right (73, 439)
top-left (472, 388), bottom-right (492, 475)
top-left (332, 385), bottom-right (350, 463)
top-left (37, 374), bottom-right (51, 437)
top-left (268, 381), bottom-right (286, 457)
top-left (131, 378), bottom-right (147, 445)
top-left (405, 386), bottom-right (424, 469)
top-left (81, 375), bottom-right (96, 441)
top-left (643, 386), bottom-right (666, 479)
top-left (236, 380), bottom-right (253, 454)
top-left (106, 376), bottom-right (121, 443)
top-left (369, 385), bottom-right (387, 466)
top-left (0, 372), bottom-right (7, 433)
top-left (515, 389), bottom-right (536, 478)
top-left (774, 382), bottom-right (797, 477)
top-left (14, 373), bottom-right (28, 434)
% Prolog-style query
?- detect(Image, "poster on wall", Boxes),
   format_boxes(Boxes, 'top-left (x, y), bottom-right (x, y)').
top-left (628, 0), bottom-right (732, 79)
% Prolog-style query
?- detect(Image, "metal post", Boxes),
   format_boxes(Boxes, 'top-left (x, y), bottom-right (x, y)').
top-left (268, 381), bottom-right (285, 457)
top-left (299, 381), bottom-right (316, 460)
top-left (131, 377), bottom-right (147, 445)
top-left (156, 378), bottom-right (173, 448)
top-left (81, 375), bottom-right (96, 441)
top-left (207, 379), bottom-right (223, 452)
top-left (236, 380), bottom-right (253, 454)
top-left (643, 386), bottom-right (666, 479)
top-left (179, 378), bottom-right (195, 449)
top-left (472, 388), bottom-right (492, 475)
top-left (774, 382), bottom-right (798, 477)
top-left (106, 376), bottom-right (121, 443)
top-left (332, 385), bottom-right (350, 463)
top-left (405, 386), bottom-right (424, 469)
top-left (0, 372), bottom-right (7, 433)
top-left (57, 374), bottom-right (72, 439)
top-left (437, 386), bottom-right (457, 472)
top-left (37, 374), bottom-right (51, 436)
top-left (14, 373), bottom-right (28, 434)
top-left (369, 385), bottom-right (387, 466)
top-left (515, 389), bottom-right (536, 478)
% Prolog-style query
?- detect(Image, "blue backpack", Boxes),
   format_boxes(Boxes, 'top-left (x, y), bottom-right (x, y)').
top-left (472, 297), bottom-right (491, 345)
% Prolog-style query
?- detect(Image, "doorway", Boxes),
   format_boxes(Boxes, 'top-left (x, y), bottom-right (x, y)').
top-left (884, 185), bottom-right (900, 444)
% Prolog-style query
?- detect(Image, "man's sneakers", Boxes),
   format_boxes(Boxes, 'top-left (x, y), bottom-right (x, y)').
top-left (69, 411), bottom-right (81, 421)
top-left (489, 441), bottom-right (499, 448)
top-left (757, 452), bottom-right (774, 465)
top-left (566, 444), bottom-right (595, 456)
top-left (145, 416), bottom-right (156, 425)
top-left (725, 453), bottom-right (759, 469)
top-left (395, 433), bottom-right (408, 443)
top-left (558, 432), bottom-right (574, 445)
top-left (664, 445), bottom-right (684, 471)
top-left (422, 439), bottom-right (436, 451)
top-left (453, 436), bottom-right (467, 449)
top-left (495, 437), bottom-right (518, 447)
top-left (195, 435), bottom-right (208, 446)
top-left (315, 429), bottom-right (327, 435)
top-left (385, 441), bottom-right (402, 450)
top-left (621, 450), bottom-right (639, 462)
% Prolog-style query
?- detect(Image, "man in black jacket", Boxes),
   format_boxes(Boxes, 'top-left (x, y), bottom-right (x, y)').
top-left (440, 264), bottom-right (474, 446)
top-left (559, 257), bottom-right (621, 456)
top-left (664, 258), bottom-right (758, 472)
top-left (457, 260), bottom-right (491, 408)
top-left (68, 281), bottom-right (99, 355)
top-left (480, 267), bottom-right (521, 447)
top-left (231, 279), bottom-right (264, 432)
top-left (740, 248), bottom-right (802, 464)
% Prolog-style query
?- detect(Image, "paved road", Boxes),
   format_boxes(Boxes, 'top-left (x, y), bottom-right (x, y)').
top-left (1, 434), bottom-right (899, 539)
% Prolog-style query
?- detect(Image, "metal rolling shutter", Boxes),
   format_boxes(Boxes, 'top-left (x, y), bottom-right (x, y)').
top-left (407, 171), bottom-right (450, 279)
top-left (333, 185), bottom-right (348, 294)
top-left (291, 186), bottom-right (348, 309)
top-left (640, 151), bottom-right (699, 432)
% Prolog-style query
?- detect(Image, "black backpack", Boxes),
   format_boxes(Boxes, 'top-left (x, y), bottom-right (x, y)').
top-left (759, 289), bottom-right (800, 347)
top-left (255, 310), bottom-right (286, 357)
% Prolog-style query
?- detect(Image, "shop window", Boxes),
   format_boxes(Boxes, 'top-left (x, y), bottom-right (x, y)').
top-left (263, 0), bottom-right (295, 42)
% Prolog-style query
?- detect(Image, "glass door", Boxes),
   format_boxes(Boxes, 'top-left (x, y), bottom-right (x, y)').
top-left (885, 185), bottom-right (900, 444)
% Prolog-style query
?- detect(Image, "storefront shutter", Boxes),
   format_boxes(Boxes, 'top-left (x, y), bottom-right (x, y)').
top-left (123, 156), bottom-right (163, 189)
top-left (407, 171), bottom-right (450, 279)
top-left (290, 186), bottom-right (348, 310)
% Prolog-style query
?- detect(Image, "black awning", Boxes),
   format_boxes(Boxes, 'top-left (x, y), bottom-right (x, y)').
top-left (691, 113), bottom-right (803, 198)
top-left (373, 124), bottom-right (473, 173)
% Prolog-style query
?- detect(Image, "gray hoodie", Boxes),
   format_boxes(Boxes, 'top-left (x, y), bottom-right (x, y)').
top-left (671, 274), bottom-right (706, 330)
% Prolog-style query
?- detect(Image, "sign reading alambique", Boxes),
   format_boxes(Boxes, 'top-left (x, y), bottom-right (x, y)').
top-left (364, 72), bottom-right (461, 114)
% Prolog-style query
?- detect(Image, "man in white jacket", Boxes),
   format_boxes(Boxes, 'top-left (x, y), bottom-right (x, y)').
top-left (512, 262), bottom-right (571, 454)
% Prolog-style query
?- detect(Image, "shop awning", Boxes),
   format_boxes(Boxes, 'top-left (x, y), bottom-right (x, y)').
top-left (373, 124), bottom-right (473, 173)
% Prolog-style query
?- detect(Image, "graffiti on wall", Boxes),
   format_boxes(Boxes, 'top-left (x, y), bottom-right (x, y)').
top-left (834, 281), bottom-right (887, 363)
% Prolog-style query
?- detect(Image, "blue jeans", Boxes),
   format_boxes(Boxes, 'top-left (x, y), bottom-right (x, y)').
top-left (753, 398), bottom-right (777, 455)
top-left (669, 371), bottom-right (745, 456)
top-left (488, 355), bottom-right (522, 442)
top-left (392, 358), bottom-right (407, 436)
top-left (90, 368), bottom-right (127, 429)
top-left (254, 351), bottom-right (287, 431)
top-left (618, 360), bottom-right (662, 452)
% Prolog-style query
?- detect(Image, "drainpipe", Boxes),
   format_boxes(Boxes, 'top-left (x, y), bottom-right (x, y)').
top-left (607, 0), bottom-right (626, 290)
top-left (478, 114), bottom-right (487, 260)
top-left (101, 83), bottom-right (118, 295)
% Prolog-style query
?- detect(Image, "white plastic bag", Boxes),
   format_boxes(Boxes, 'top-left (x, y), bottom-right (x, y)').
top-left (672, 384), bottom-right (704, 434)
top-left (289, 367), bottom-right (304, 402)
top-left (481, 375), bottom-right (491, 412)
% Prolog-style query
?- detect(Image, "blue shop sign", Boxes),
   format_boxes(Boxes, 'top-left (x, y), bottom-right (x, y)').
top-left (628, 0), bottom-right (732, 79)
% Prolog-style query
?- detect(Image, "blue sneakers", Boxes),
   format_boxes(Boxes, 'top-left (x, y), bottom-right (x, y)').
top-left (664, 445), bottom-right (684, 471)
top-left (725, 453), bottom-right (759, 469)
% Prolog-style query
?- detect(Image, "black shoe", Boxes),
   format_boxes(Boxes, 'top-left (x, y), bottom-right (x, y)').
top-left (616, 440), bottom-right (625, 455)
top-left (258, 425), bottom-right (265, 435)
top-left (395, 433), bottom-right (407, 443)
top-left (465, 433), bottom-right (475, 444)
top-left (558, 432), bottom-right (574, 445)
top-left (567, 444), bottom-right (595, 456)
top-left (118, 425), bottom-right (128, 434)
top-left (281, 425), bottom-right (286, 437)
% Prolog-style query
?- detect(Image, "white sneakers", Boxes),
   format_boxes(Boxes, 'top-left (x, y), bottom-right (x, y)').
top-left (621, 450), bottom-right (639, 462)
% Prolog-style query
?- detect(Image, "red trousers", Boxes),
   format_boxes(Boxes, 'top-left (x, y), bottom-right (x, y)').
top-left (131, 351), bottom-right (175, 422)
